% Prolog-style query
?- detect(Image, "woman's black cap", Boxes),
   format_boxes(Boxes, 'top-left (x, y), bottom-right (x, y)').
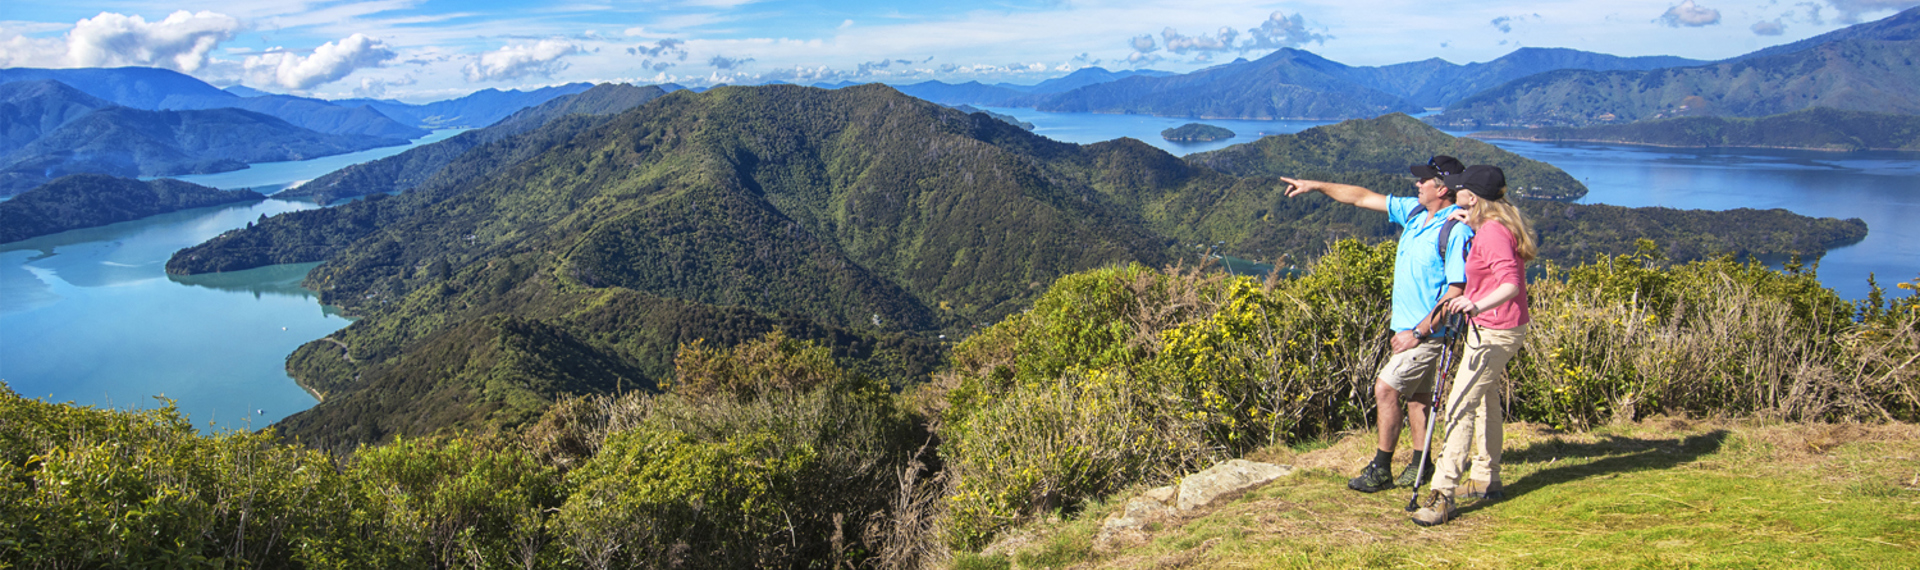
top-left (1410, 155), bottom-right (1465, 181)
top-left (1444, 165), bottom-right (1506, 200)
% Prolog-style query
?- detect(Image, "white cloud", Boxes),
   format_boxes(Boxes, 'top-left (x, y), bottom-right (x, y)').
top-left (1161, 26), bottom-right (1237, 54)
top-left (1658, 1), bottom-right (1723, 28)
top-left (709, 54), bottom-right (754, 70)
top-left (1751, 20), bottom-right (1787, 35)
top-left (463, 39), bottom-right (582, 82)
top-left (1241, 11), bottom-right (1328, 50)
top-left (64, 11), bottom-right (243, 72)
top-left (244, 33), bottom-right (396, 90)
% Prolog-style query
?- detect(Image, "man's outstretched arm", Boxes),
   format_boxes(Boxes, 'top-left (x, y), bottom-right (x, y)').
top-left (1282, 177), bottom-right (1389, 212)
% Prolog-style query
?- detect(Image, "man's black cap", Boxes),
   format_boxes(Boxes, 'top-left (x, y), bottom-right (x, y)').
top-left (1444, 165), bottom-right (1507, 201)
top-left (1410, 155), bottom-right (1466, 181)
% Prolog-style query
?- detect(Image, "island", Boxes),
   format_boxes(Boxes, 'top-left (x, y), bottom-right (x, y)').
top-left (1162, 123), bottom-right (1235, 142)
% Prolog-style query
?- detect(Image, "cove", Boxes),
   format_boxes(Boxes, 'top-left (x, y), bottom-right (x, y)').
top-left (0, 130), bottom-right (465, 431)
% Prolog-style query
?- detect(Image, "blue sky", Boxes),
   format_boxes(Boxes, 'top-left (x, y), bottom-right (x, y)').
top-left (4, 0), bottom-right (1916, 102)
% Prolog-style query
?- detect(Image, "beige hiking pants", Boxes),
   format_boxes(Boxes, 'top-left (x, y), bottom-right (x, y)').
top-left (1430, 324), bottom-right (1527, 494)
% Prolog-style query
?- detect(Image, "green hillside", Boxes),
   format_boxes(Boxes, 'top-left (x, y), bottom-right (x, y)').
top-left (0, 174), bottom-right (263, 244)
top-left (1474, 107), bottom-right (1920, 151)
top-left (164, 85), bottom-right (1869, 450)
top-left (282, 83), bottom-right (667, 205)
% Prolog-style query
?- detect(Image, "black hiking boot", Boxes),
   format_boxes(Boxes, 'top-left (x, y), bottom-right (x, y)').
top-left (1347, 461), bottom-right (1395, 493)
top-left (1395, 456), bottom-right (1435, 488)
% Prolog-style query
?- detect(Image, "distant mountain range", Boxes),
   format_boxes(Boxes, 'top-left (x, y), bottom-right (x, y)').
top-left (0, 67), bottom-right (424, 139)
top-left (0, 79), bottom-right (407, 196)
top-left (282, 83), bottom-right (669, 204)
top-left (334, 82), bottom-right (595, 128)
top-left (1430, 7), bottom-right (1920, 128)
top-left (1473, 107), bottom-right (1920, 151)
top-left (0, 174), bottom-right (262, 244)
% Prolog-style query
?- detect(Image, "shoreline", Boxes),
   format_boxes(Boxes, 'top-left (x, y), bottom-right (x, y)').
top-left (1467, 133), bottom-right (1916, 153)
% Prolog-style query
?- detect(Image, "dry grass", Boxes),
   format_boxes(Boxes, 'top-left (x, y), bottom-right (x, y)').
top-left (970, 417), bottom-right (1920, 569)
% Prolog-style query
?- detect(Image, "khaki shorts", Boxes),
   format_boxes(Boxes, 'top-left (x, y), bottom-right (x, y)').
top-left (1377, 338), bottom-right (1444, 396)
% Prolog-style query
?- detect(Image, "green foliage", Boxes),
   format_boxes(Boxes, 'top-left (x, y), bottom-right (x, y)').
top-left (0, 174), bottom-right (262, 244)
top-left (928, 239), bottom-right (1919, 548)
top-left (937, 241), bottom-right (1398, 548)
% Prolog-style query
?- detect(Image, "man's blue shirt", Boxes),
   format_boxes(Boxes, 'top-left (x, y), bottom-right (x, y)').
top-left (1386, 196), bottom-right (1473, 332)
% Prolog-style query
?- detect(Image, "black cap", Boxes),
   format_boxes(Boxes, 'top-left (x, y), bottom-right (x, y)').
top-left (1410, 155), bottom-right (1466, 181)
top-left (1444, 165), bottom-right (1506, 201)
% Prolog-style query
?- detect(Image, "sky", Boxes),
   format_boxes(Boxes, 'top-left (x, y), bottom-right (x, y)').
top-left (3, 0), bottom-right (1917, 103)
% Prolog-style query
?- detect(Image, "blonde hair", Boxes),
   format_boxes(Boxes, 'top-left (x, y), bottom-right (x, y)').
top-left (1468, 191), bottom-right (1538, 262)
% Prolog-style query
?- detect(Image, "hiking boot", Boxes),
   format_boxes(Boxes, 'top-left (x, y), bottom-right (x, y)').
top-left (1347, 461), bottom-right (1395, 493)
top-left (1460, 479), bottom-right (1504, 501)
top-left (1395, 456), bottom-right (1436, 488)
top-left (1410, 490), bottom-right (1455, 527)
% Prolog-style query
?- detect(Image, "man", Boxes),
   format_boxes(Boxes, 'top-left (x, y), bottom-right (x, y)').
top-left (1280, 155), bottom-right (1472, 493)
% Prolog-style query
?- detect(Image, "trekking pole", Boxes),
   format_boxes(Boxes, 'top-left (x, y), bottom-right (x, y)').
top-left (1406, 309), bottom-right (1466, 512)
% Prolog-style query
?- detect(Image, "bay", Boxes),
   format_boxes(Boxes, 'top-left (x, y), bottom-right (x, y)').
top-left (1, 130), bottom-right (465, 430)
top-left (986, 107), bottom-right (1920, 302)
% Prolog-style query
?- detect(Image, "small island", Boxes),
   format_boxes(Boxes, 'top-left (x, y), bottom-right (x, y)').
top-left (1162, 123), bottom-right (1235, 142)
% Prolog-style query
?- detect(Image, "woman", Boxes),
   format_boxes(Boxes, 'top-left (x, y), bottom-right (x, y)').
top-left (1411, 164), bottom-right (1537, 527)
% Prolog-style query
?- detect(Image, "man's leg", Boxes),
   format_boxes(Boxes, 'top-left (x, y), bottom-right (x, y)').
top-left (1374, 379), bottom-right (1404, 454)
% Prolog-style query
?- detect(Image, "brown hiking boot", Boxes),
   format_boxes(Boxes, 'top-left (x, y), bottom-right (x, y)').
top-left (1460, 479), bottom-right (1504, 501)
top-left (1410, 490), bottom-right (1454, 527)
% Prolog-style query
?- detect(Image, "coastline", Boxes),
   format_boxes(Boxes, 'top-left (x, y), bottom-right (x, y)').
top-left (1467, 133), bottom-right (1915, 153)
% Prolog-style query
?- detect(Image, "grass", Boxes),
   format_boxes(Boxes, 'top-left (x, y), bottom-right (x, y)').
top-left (965, 418), bottom-right (1920, 569)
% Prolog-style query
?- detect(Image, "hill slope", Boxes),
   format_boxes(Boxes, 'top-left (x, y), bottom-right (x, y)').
top-left (282, 82), bottom-right (668, 204)
top-left (1429, 7), bottom-right (1920, 128)
top-left (1038, 49), bottom-right (1421, 119)
top-left (0, 174), bottom-right (263, 243)
top-left (1, 105), bottom-right (405, 196)
top-left (1472, 107), bottom-right (1920, 151)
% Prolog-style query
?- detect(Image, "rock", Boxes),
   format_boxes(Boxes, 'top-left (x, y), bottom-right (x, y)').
top-left (1175, 459), bottom-right (1292, 511)
top-left (1096, 461), bottom-right (1291, 552)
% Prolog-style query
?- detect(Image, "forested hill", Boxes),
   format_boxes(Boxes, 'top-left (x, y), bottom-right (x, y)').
top-left (164, 84), bottom-right (1869, 449)
top-left (0, 174), bottom-right (262, 244)
top-left (1472, 107), bottom-right (1920, 151)
top-left (1188, 113), bottom-right (1587, 201)
top-left (280, 82), bottom-right (668, 204)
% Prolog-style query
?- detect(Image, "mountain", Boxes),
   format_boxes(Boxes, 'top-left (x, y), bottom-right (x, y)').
top-left (1008, 67), bottom-right (1176, 95)
top-left (1346, 48), bottom-right (1705, 109)
top-left (161, 85), bottom-right (1864, 448)
top-left (0, 105), bottom-right (406, 196)
top-left (1429, 8), bottom-right (1920, 128)
top-left (1037, 49), bottom-right (1423, 120)
top-left (280, 83), bottom-right (668, 204)
top-left (0, 67), bottom-right (234, 109)
top-left (224, 94), bottom-right (427, 139)
top-left (0, 80), bottom-right (110, 150)
top-left (338, 83), bottom-right (594, 128)
top-left (891, 80), bottom-right (1029, 106)
top-left (1473, 107), bottom-right (1920, 151)
top-left (0, 174), bottom-right (263, 243)
top-left (1726, 6), bottom-right (1920, 62)
top-left (0, 67), bottom-right (426, 140)
top-left (1188, 113), bottom-right (1587, 200)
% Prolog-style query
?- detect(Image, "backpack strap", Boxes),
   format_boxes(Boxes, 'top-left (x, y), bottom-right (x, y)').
top-left (1436, 218), bottom-right (1461, 258)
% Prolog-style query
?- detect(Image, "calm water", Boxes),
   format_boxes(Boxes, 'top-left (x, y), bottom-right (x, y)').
top-left (990, 107), bottom-right (1920, 301)
top-left (1, 131), bottom-right (462, 430)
